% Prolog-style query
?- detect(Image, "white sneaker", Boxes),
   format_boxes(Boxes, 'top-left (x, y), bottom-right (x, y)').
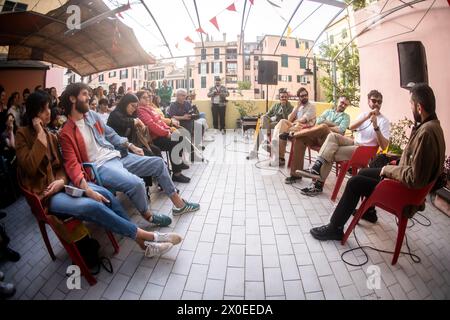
top-left (247, 150), bottom-right (258, 159)
top-left (154, 232), bottom-right (182, 245)
top-left (143, 241), bottom-right (173, 258)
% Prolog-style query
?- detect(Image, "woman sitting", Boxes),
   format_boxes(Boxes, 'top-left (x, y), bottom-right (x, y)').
top-left (107, 93), bottom-right (161, 158)
top-left (16, 91), bottom-right (181, 258)
top-left (136, 91), bottom-right (191, 183)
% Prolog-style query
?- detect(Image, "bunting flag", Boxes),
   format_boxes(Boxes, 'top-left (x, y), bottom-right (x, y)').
top-left (266, 0), bottom-right (281, 8)
top-left (209, 16), bottom-right (220, 31)
top-left (184, 36), bottom-right (194, 43)
top-left (226, 3), bottom-right (237, 11)
top-left (196, 27), bottom-right (208, 34)
top-left (286, 25), bottom-right (292, 37)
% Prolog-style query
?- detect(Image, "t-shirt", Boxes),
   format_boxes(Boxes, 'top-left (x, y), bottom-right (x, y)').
top-left (213, 86), bottom-right (221, 104)
top-left (296, 102), bottom-right (316, 126)
top-left (75, 119), bottom-right (121, 167)
top-left (97, 112), bottom-right (109, 124)
top-left (354, 111), bottom-right (390, 146)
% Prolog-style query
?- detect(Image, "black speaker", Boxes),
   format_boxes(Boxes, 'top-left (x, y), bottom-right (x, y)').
top-left (258, 61), bottom-right (278, 85)
top-left (397, 41), bottom-right (428, 89)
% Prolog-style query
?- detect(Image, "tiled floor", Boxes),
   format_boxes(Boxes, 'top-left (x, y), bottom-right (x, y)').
top-left (1, 130), bottom-right (449, 300)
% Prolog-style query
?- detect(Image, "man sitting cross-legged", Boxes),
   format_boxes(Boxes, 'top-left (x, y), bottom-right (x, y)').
top-left (59, 83), bottom-right (200, 228)
top-left (270, 87), bottom-right (316, 166)
top-left (248, 88), bottom-right (294, 159)
top-left (297, 90), bottom-right (390, 196)
top-left (285, 96), bottom-right (350, 184)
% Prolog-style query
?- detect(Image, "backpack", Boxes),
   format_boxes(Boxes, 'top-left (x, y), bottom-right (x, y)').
top-left (75, 236), bottom-right (113, 275)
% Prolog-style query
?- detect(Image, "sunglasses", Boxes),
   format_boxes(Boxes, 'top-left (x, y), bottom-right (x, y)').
top-left (370, 98), bottom-right (382, 104)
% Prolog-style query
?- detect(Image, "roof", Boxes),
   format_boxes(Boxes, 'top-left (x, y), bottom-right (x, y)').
top-left (0, 0), bottom-right (155, 76)
top-left (0, 54), bottom-right (49, 70)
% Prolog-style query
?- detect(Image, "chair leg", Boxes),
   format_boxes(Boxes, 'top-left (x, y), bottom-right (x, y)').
top-left (308, 147), bottom-right (312, 164)
top-left (392, 216), bottom-right (408, 265)
top-left (331, 162), bottom-right (349, 202)
top-left (106, 231), bottom-right (120, 254)
top-left (65, 243), bottom-right (97, 286)
top-left (38, 222), bottom-right (56, 261)
top-left (287, 143), bottom-right (294, 168)
top-left (342, 201), bottom-right (370, 245)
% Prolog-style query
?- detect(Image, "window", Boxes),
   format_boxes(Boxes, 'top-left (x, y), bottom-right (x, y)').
top-left (200, 63), bottom-right (208, 75)
top-left (254, 88), bottom-right (260, 94)
top-left (201, 76), bottom-right (207, 88)
top-left (214, 48), bottom-right (220, 60)
top-left (299, 57), bottom-right (307, 69)
top-left (254, 56), bottom-right (259, 61)
top-left (99, 74), bottom-right (104, 82)
top-left (295, 40), bottom-right (300, 48)
top-left (329, 35), bottom-right (334, 45)
top-left (305, 41), bottom-right (309, 49)
top-left (226, 76), bottom-right (237, 84)
top-left (190, 79), bottom-right (194, 89)
top-left (1, 1), bottom-right (27, 12)
top-left (300, 75), bottom-right (308, 84)
top-left (288, 75), bottom-right (292, 82)
top-left (226, 62), bottom-right (237, 74)
top-left (278, 75), bottom-right (289, 82)
top-left (201, 48), bottom-right (207, 60)
top-left (109, 71), bottom-right (116, 78)
top-left (120, 69), bottom-right (128, 79)
top-left (280, 40), bottom-right (287, 47)
top-left (281, 54), bottom-right (288, 68)
top-left (342, 29), bottom-right (348, 39)
top-left (297, 75), bottom-right (301, 83)
top-left (213, 62), bottom-right (221, 74)
top-left (244, 75), bottom-right (251, 82)
top-left (226, 48), bottom-right (237, 60)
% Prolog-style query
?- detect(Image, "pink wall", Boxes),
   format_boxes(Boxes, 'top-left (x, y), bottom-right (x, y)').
top-left (355, 0), bottom-right (450, 151)
top-left (45, 66), bottom-right (65, 94)
top-left (0, 69), bottom-right (46, 103)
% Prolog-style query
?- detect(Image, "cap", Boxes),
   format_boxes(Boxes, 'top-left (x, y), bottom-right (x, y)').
top-left (215, 76), bottom-right (221, 81)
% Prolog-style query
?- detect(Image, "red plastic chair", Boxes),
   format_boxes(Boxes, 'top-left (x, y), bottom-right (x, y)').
top-left (341, 179), bottom-right (434, 265)
top-left (331, 146), bottom-right (379, 202)
top-left (19, 183), bottom-right (120, 286)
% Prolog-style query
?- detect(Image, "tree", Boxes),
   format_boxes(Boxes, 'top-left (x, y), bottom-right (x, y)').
top-left (237, 81), bottom-right (251, 90)
top-left (318, 42), bottom-right (360, 107)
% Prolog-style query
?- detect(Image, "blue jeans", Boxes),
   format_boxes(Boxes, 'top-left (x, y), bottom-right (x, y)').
top-left (97, 154), bottom-right (177, 215)
top-left (49, 183), bottom-right (137, 240)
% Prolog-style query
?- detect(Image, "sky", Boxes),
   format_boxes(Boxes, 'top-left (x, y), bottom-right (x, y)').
top-left (104, 0), bottom-right (346, 64)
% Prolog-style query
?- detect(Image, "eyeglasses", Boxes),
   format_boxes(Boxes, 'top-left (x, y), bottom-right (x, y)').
top-left (370, 98), bottom-right (382, 104)
top-left (299, 94), bottom-right (308, 98)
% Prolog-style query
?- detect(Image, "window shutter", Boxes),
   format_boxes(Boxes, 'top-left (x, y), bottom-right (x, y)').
top-left (220, 62), bottom-right (223, 73)
top-left (198, 63), bottom-right (201, 74)
top-left (211, 62), bottom-right (215, 74)
top-left (206, 63), bottom-right (209, 74)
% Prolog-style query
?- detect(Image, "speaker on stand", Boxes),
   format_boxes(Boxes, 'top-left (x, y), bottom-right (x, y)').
top-left (257, 60), bottom-right (278, 112)
top-left (397, 41), bottom-right (428, 89)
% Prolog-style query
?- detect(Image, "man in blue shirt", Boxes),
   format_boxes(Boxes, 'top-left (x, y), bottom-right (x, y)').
top-left (285, 96), bottom-right (351, 184)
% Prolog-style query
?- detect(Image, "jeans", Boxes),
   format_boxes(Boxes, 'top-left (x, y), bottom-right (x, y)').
top-left (329, 168), bottom-right (382, 228)
top-left (49, 183), bottom-right (138, 240)
top-left (97, 154), bottom-right (177, 215)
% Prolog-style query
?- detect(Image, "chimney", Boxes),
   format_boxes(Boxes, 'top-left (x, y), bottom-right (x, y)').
top-left (223, 33), bottom-right (227, 42)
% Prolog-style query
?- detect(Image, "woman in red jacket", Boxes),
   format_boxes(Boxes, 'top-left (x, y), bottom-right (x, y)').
top-left (137, 91), bottom-right (191, 183)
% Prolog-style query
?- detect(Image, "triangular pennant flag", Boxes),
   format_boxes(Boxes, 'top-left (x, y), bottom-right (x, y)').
top-left (209, 16), bottom-right (220, 31)
top-left (184, 36), bottom-right (194, 43)
top-left (286, 25), bottom-right (292, 37)
top-left (196, 27), bottom-right (207, 35)
top-left (226, 3), bottom-right (237, 11)
top-left (266, 0), bottom-right (281, 8)
top-left (249, 0), bottom-right (254, 4)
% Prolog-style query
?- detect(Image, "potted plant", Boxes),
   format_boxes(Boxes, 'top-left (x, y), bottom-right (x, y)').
top-left (388, 117), bottom-right (414, 156)
top-left (432, 155), bottom-right (450, 216)
top-left (233, 100), bottom-right (257, 130)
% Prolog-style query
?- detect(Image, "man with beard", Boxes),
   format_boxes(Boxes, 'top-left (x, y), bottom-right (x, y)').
top-left (268, 87), bottom-right (316, 166)
top-left (284, 96), bottom-right (351, 184)
top-left (297, 90), bottom-right (390, 197)
top-left (310, 83), bottom-right (445, 241)
top-left (247, 88), bottom-right (294, 159)
top-left (58, 83), bottom-right (200, 228)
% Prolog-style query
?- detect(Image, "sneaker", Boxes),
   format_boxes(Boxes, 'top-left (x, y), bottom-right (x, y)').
top-left (269, 158), bottom-right (285, 167)
top-left (143, 241), bottom-right (173, 258)
top-left (300, 182), bottom-right (323, 197)
top-left (352, 208), bottom-right (378, 224)
top-left (310, 224), bottom-right (344, 241)
top-left (0, 247), bottom-right (20, 262)
top-left (285, 175), bottom-right (302, 184)
top-left (172, 173), bottom-right (191, 183)
top-left (221, 129), bottom-right (226, 135)
top-left (296, 168), bottom-right (321, 180)
top-left (173, 200), bottom-right (200, 216)
top-left (149, 213), bottom-right (172, 227)
top-left (0, 281), bottom-right (16, 299)
top-left (247, 150), bottom-right (258, 160)
top-left (153, 232), bottom-right (183, 245)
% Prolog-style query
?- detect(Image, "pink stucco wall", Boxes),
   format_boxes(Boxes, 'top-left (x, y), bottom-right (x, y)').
top-left (355, 0), bottom-right (450, 150)
top-left (45, 65), bottom-right (65, 94)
